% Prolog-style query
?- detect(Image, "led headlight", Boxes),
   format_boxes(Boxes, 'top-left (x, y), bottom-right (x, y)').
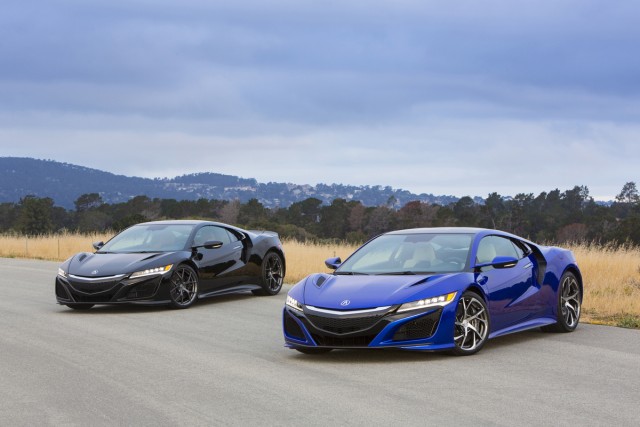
top-left (397, 292), bottom-right (457, 313)
top-left (57, 268), bottom-right (67, 279)
top-left (129, 264), bottom-right (173, 279)
top-left (286, 295), bottom-right (303, 311)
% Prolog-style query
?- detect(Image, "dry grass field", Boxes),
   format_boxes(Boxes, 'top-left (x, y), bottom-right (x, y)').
top-left (1, 233), bottom-right (638, 327)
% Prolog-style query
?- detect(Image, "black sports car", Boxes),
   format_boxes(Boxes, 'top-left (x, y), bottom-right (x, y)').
top-left (56, 220), bottom-right (285, 310)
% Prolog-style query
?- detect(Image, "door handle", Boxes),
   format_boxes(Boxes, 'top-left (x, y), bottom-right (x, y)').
top-left (523, 262), bottom-right (533, 269)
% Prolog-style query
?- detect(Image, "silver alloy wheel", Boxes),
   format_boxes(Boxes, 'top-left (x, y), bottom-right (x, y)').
top-left (561, 274), bottom-right (581, 328)
top-left (170, 266), bottom-right (198, 306)
top-left (264, 254), bottom-right (284, 291)
top-left (454, 295), bottom-right (489, 352)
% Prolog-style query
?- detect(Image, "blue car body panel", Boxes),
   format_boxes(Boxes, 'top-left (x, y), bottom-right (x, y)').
top-left (283, 227), bottom-right (582, 352)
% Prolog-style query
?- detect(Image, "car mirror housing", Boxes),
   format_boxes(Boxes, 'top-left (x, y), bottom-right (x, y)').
top-left (93, 241), bottom-right (104, 250)
top-left (324, 257), bottom-right (342, 270)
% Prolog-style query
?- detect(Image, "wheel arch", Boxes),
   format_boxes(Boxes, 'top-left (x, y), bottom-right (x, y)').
top-left (563, 265), bottom-right (583, 302)
top-left (177, 259), bottom-right (200, 278)
top-left (464, 284), bottom-right (488, 302)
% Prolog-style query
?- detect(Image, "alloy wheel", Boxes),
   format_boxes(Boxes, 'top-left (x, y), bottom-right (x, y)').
top-left (454, 294), bottom-right (489, 353)
top-left (560, 274), bottom-right (581, 328)
top-left (264, 254), bottom-right (284, 292)
top-left (169, 266), bottom-right (198, 307)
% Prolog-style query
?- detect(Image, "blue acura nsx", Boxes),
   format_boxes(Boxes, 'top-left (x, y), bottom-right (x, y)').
top-left (283, 227), bottom-right (582, 355)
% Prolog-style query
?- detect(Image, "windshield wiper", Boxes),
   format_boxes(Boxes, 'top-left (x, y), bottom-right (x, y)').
top-left (334, 271), bottom-right (368, 275)
top-left (376, 271), bottom-right (436, 275)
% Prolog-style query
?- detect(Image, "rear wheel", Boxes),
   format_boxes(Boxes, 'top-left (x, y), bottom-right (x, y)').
top-left (252, 252), bottom-right (284, 296)
top-left (542, 271), bottom-right (581, 332)
top-left (66, 304), bottom-right (94, 310)
top-left (168, 265), bottom-right (198, 309)
top-left (452, 291), bottom-right (490, 356)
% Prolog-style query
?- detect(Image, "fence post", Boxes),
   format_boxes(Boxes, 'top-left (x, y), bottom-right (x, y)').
top-left (25, 236), bottom-right (28, 256)
top-left (58, 237), bottom-right (60, 259)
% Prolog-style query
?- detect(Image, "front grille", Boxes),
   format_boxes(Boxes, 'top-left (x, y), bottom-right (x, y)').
top-left (284, 313), bottom-right (305, 340)
top-left (306, 313), bottom-right (386, 334)
top-left (393, 309), bottom-right (442, 341)
top-left (311, 333), bottom-right (378, 347)
top-left (68, 279), bottom-right (120, 295)
top-left (71, 291), bottom-right (118, 303)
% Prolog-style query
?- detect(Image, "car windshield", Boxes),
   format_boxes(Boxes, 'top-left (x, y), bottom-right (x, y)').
top-left (97, 224), bottom-right (195, 253)
top-left (335, 233), bottom-right (473, 275)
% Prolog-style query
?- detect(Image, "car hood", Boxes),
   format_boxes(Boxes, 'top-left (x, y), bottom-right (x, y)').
top-left (301, 272), bottom-right (467, 310)
top-left (67, 252), bottom-right (181, 277)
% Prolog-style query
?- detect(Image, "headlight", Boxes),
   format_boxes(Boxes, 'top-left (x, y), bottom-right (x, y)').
top-left (286, 295), bottom-right (303, 311)
top-left (57, 267), bottom-right (67, 279)
top-left (129, 264), bottom-right (173, 279)
top-left (397, 292), bottom-right (457, 313)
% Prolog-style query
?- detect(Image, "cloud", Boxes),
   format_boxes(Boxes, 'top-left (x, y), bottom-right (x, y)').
top-left (1, 0), bottom-right (639, 200)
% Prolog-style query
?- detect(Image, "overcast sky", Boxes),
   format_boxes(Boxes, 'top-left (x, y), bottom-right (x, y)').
top-left (1, 0), bottom-right (639, 200)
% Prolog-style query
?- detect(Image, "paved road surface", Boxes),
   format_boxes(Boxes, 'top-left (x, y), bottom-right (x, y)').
top-left (1, 258), bottom-right (639, 426)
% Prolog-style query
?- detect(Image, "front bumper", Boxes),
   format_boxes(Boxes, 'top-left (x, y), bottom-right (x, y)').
top-left (283, 301), bottom-right (458, 351)
top-left (55, 273), bottom-right (172, 306)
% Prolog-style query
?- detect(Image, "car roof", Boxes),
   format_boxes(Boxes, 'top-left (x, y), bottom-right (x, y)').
top-left (386, 227), bottom-right (487, 235)
top-left (385, 227), bottom-right (533, 244)
top-left (136, 220), bottom-right (229, 227)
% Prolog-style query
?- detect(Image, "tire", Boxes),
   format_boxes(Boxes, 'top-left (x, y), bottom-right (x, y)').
top-left (252, 252), bottom-right (284, 296)
top-left (66, 304), bottom-right (94, 310)
top-left (295, 347), bottom-right (332, 355)
top-left (542, 271), bottom-right (581, 333)
top-left (168, 264), bottom-right (199, 309)
top-left (452, 291), bottom-right (490, 356)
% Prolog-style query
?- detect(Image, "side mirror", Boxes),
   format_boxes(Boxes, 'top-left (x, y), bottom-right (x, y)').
top-left (93, 241), bottom-right (104, 250)
top-left (475, 256), bottom-right (518, 270)
top-left (325, 257), bottom-right (342, 270)
top-left (203, 240), bottom-right (224, 249)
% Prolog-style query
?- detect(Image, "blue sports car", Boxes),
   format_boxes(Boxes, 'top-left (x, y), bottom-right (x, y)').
top-left (283, 227), bottom-right (582, 355)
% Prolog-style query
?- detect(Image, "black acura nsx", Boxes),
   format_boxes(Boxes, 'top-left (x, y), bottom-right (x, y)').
top-left (55, 220), bottom-right (286, 310)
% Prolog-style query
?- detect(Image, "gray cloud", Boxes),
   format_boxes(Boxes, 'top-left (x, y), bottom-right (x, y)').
top-left (1, 0), bottom-right (639, 200)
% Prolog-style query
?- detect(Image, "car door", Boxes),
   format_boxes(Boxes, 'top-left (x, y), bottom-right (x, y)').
top-left (192, 226), bottom-right (246, 293)
top-left (474, 235), bottom-right (539, 333)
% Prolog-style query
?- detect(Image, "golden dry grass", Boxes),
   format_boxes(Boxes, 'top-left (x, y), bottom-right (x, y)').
top-left (282, 239), bottom-right (360, 284)
top-left (0, 232), bottom-right (113, 261)
top-left (568, 243), bottom-right (640, 325)
top-left (1, 233), bottom-right (638, 326)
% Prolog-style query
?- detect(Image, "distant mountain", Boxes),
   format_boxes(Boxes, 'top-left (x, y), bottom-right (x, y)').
top-left (0, 157), bottom-right (468, 209)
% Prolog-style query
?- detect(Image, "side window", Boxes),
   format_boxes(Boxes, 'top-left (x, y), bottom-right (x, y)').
top-left (476, 236), bottom-right (519, 263)
top-left (193, 226), bottom-right (232, 246)
top-left (226, 229), bottom-right (240, 243)
top-left (511, 240), bottom-right (526, 259)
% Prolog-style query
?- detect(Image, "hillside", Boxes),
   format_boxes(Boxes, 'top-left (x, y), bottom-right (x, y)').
top-left (0, 157), bottom-right (464, 209)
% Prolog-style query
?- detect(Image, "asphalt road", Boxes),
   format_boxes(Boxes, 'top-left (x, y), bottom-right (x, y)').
top-left (1, 258), bottom-right (639, 426)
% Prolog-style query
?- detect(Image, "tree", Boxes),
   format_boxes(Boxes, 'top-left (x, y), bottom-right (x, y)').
top-left (74, 193), bottom-right (103, 212)
top-left (16, 196), bottom-right (55, 235)
top-left (219, 200), bottom-right (240, 224)
top-left (616, 182), bottom-right (639, 204)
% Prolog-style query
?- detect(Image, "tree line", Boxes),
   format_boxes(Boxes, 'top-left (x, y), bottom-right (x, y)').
top-left (2, 183), bottom-right (640, 245)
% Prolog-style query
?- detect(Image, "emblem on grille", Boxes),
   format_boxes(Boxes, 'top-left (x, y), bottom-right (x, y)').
top-left (91, 270), bottom-right (99, 275)
top-left (340, 299), bottom-right (351, 306)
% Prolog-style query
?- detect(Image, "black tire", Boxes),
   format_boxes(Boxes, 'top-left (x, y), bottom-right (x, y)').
top-left (66, 304), bottom-right (94, 310)
top-left (452, 291), bottom-right (490, 356)
top-left (542, 271), bottom-right (581, 333)
top-left (168, 264), bottom-right (199, 309)
top-left (252, 252), bottom-right (284, 296)
top-left (295, 347), bottom-right (332, 355)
